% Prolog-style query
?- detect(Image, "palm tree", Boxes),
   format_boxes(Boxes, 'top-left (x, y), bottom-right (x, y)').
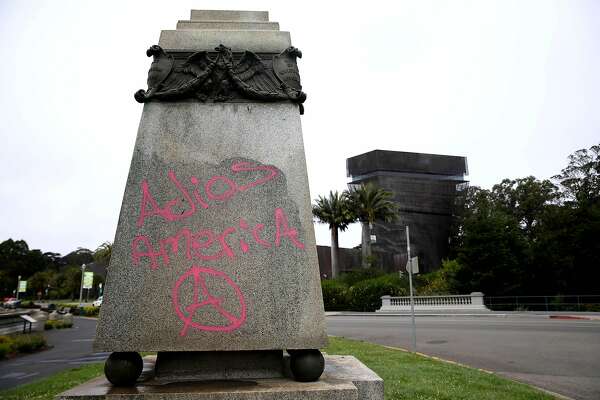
top-left (93, 242), bottom-right (112, 267)
top-left (312, 191), bottom-right (355, 278)
top-left (348, 182), bottom-right (399, 268)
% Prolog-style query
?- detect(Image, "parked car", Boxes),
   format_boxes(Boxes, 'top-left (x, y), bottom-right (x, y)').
top-left (92, 296), bottom-right (103, 307)
top-left (3, 298), bottom-right (21, 308)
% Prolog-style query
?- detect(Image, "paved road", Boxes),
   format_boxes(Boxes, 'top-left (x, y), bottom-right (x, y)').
top-left (0, 317), bottom-right (107, 390)
top-left (327, 314), bottom-right (600, 400)
top-left (2, 315), bottom-right (599, 400)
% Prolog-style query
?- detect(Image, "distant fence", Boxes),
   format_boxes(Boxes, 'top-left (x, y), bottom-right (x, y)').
top-left (378, 292), bottom-right (488, 312)
top-left (484, 295), bottom-right (600, 312)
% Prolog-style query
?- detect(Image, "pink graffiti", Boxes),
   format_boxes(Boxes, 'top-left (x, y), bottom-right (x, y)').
top-left (172, 266), bottom-right (246, 335)
top-left (131, 207), bottom-right (305, 270)
top-left (137, 162), bottom-right (279, 228)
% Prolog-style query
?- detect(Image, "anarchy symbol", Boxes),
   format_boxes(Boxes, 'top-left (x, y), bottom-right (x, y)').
top-left (172, 266), bottom-right (247, 336)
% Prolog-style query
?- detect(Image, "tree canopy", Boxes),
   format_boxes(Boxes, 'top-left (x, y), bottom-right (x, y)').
top-left (0, 239), bottom-right (105, 299)
top-left (435, 143), bottom-right (600, 296)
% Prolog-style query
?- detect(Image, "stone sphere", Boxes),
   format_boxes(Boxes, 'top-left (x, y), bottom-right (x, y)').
top-left (289, 349), bottom-right (325, 382)
top-left (104, 352), bottom-right (143, 386)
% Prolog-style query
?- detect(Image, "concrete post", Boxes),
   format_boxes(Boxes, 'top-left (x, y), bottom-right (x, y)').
top-left (470, 292), bottom-right (485, 308)
top-left (381, 295), bottom-right (391, 308)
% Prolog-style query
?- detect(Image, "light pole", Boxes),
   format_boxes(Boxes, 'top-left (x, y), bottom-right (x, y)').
top-left (79, 264), bottom-right (86, 304)
top-left (16, 275), bottom-right (21, 300)
top-left (406, 226), bottom-right (417, 352)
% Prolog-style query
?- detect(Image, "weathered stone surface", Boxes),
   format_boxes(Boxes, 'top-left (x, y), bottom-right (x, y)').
top-left (56, 355), bottom-right (384, 400)
top-left (190, 10), bottom-right (269, 22)
top-left (322, 356), bottom-right (384, 400)
top-left (158, 30), bottom-right (291, 52)
top-left (56, 377), bottom-right (357, 400)
top-left (176, 21), bottom-right (280, 31)
top-left (94, 102), bottom-right (327, 352)
top-left (154, 351), bottom-right (284, 381)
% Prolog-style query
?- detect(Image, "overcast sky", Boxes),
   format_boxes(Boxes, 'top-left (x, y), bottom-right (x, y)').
top-left (1, 0), bottom-right (599, 256)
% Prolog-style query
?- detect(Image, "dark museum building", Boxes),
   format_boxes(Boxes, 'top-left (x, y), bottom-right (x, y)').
top-left (345, 149), bottom-right (469, 274)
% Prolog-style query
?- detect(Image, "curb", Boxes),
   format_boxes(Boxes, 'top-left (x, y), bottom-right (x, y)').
top-left (378, 343), bottom-right (574, 400)
top-left (548, 315), bottom-right (600, 321)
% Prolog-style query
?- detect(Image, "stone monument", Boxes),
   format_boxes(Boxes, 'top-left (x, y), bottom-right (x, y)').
top-left (58, 10), bottom-right (383, 399)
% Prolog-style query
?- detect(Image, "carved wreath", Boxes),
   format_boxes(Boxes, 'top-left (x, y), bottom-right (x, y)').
top-left (135, 44), bottom-right (307, 114)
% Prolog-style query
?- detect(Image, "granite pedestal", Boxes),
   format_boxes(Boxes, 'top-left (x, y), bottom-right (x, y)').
top-left (56, 355), bottom-right (383, 400)
top-left (80, 8), bottom-right (384, 398)
top-left (95, 8), bottom-right (326, 354)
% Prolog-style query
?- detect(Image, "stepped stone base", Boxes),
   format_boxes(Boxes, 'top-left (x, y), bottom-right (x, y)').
top-left (56, 355), bottom-right (383, 400)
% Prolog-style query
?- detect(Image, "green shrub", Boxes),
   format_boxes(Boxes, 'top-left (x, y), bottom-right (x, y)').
top-left (58, 321), bottom-right (73, 329)
top-left (0, 334), bottom-right (46, 358)
top-left (11, 334), bottom-right (46, 353)
top-left (82, 306), bottom-right (99, 317)
top-left (0, 342), bottom-right (12, 359)
top-left (20, 300), bottom-right (40, 309)
top-left (415, 259), bottom-right (462, 295)
top-left (44, 320), bottom-right (73, 330)
top-left (339, 268), bottom-right (384, 287)
top-left (348, 274), bottom-right (408, 312)
top-left (321, 280), bottom-right (350, 311)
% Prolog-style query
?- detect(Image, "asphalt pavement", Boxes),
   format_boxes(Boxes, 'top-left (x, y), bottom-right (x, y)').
top-left (326, 313), bottom-right (600, 400)
top-left (1, 314), bottom-right (599, 400)
top-left (0, 317), bottom-right (107, 390)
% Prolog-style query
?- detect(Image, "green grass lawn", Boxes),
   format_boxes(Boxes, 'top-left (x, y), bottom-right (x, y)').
top-left (0, 363), bottom-right (103, 400)
top-left (324, 336), bottom-right (556, 400)
top-left (0, 337), bottom-right (557, 400)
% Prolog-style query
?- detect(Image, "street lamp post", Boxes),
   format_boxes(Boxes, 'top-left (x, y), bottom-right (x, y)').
top-left (406, 226), bottom-right (417, 352)
top-left (16, 275), bottom-right (21, 300)
top-left (79, 264), bottom-right (86, 304)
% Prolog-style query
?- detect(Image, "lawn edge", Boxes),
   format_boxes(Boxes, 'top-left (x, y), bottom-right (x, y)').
top-left (377, 342), bottom-right (574, 400)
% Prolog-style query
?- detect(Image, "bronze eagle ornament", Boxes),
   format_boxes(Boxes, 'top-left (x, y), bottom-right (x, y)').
top-left (134, 44), bottom-right (307, 114)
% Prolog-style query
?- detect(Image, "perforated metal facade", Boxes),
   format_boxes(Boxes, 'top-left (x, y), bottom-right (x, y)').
top-left (347, 150), bottom-right (468, 273)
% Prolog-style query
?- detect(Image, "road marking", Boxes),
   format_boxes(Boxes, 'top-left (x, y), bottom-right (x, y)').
top-left (69, 360), bottom-right (104, 365)
top-left (0, 372), bottom-right (40, 380)
top-left (72, 338), bottom-right (94, 342)
top-left (68, 356), bottom-right (108, 363)
top-left (17, 372), bottom-right (39, 380)
top-left (1, 373), bottom-right (24, 379)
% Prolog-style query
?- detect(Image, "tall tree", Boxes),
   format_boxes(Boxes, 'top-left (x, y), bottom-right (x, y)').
top-left (94, 241), bottom-right (113, 267)
top-left (312, 191), bottom-right (355, 278)
top-left (452, 187), bottom-right (527, 295)
top-left (491, 177), bottom-right (558, 236)
top-left (553, 144), bottom-right (600, 206)
top-left (347, 182), bottom-right (399, 268)
top-left (0, 239), bottom-right (56, 296)
top-left (552, 143), bottom-right (600, 293)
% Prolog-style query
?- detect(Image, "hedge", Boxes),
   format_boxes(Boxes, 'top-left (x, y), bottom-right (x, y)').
top-left (0, 334), bottom-right (47, 359)
top-left (321, 273), bottom-right (409, 312)
top-left (44, 320), bottom-right (73, 330)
